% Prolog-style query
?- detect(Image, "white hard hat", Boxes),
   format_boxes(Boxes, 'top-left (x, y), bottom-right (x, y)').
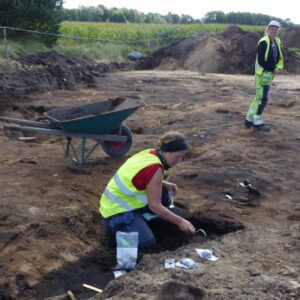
top-left (268, 20), bottom-right (280, 28)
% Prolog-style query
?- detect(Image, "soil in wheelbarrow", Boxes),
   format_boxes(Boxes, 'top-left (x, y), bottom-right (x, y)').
top-left (0, 29), bottom-right (300, 299)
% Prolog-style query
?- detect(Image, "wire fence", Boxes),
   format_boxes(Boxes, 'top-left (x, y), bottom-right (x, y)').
top-left (0, 26), bottom-right (180, 60)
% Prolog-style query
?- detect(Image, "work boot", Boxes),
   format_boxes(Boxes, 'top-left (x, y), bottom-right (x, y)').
top-left (244, 119), bottom-right (253, 128)
top-left (253, 124), bottom-right (270, 132)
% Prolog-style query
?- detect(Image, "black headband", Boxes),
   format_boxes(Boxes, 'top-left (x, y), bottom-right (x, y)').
top-left (160, 139), bottom-right (188, 153)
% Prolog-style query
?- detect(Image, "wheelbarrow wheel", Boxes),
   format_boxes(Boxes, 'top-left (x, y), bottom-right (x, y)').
top-left (102, 125), bottom-right (132, 157)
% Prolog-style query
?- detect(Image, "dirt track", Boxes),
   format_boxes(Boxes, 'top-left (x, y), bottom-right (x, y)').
top-left (0, 69), bottom-right (299, 299)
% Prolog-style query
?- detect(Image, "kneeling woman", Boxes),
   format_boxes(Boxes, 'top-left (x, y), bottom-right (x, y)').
top-left (99, 131), bottom-right (196, 250)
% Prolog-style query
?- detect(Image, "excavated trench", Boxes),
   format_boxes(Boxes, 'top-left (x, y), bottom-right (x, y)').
top-left (18, 211), bottom-right (244, 300)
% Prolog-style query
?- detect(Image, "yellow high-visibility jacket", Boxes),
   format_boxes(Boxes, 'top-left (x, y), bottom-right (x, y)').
top-left (100, 149), bottom-right (163, 218)
top-left (255, 35), bottom-right (284, 75)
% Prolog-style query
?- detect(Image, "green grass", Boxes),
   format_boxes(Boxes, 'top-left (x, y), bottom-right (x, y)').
top-left (55, 41), bottom-right (134, 62)
top-left (0, 39), bottom-right (49, 60)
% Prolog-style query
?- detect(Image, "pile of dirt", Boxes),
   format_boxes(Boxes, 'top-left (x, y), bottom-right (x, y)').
top-left (282, 27), bottom-right (300, 48)
top-left (16, 50), bottom-right (110, 86)
top-left (139, 26), bottom-right (300, 74)
top-left (0, 51), bottom-right (110, 112)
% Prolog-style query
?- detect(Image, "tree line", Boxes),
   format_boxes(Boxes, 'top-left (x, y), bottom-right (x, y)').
top-left (62, 5), bottom-right (293, 27)
top-left (0, 0), bottom-right (63, 44)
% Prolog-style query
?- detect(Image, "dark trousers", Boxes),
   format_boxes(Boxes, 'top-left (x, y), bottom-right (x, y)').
top-left (257, 85), bottom-right (270, 115)
top-left (100, 188), bottom-right (188, 249)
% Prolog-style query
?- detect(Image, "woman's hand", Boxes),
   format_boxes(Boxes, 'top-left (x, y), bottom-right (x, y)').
top-left (178, 218), bottom-right (196, 234)
top-left (162, 180), bottom-right (178, 195)
top-left (147, 171), bottom-right (195, 233)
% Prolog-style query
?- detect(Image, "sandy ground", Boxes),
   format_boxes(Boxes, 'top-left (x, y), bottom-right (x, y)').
top-left (0, 70), bottom-right (300, 299)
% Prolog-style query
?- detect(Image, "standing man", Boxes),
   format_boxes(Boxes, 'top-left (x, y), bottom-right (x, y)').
top-left (245, 20), bottom-right (284, 131)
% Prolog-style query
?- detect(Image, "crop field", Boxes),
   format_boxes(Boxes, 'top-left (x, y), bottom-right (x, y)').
top-left (59, 21), bottom-right (265, 45)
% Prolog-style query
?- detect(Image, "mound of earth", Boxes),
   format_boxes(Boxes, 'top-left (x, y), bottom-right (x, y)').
top-left (141, 26), bottom-right (300, 74)
top-left (282, 27), bottom-right (300, 48)
top-left (0, 51), bottom-right (110, 112)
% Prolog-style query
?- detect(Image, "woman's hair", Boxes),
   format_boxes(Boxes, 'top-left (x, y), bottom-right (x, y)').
top-left (157, 131), bottom-right (186, 147)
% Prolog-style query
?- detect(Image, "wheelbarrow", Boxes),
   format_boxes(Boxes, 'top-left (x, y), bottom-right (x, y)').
top-left (0, 97), bottom-right (144, 164)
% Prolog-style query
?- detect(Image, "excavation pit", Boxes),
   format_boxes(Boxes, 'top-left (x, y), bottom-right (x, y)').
top-left (18, 212), bottom-right (244, 299)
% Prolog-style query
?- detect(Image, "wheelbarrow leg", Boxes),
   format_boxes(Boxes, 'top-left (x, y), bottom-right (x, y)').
top-left (81, 137), bottom-right (87, 165)
top-left (81, 140), bottom-right (101, 163)
top-left (65, 137), bottom-right (71, 155)
top-left (63, 137), bottom-right (80, 164)
top-left (79, 137), bottom-right (103, 164)
top-left (63, 136), bottom-right (101, 164)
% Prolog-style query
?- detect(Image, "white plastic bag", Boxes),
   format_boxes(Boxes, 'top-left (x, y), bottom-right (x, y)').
top-left (195, 249), bottom-right (219, 261)
top-left (116, 231), bottom-right (138, 270)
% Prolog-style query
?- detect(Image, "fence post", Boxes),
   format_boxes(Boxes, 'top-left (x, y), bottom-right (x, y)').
top-left (3, 27), bottom-right (8, 59)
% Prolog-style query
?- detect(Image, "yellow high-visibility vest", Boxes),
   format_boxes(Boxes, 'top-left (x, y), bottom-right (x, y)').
top-left (100, 149), bottom-right (163, 218)
top-left (255, 36), bottom-right (284, 75)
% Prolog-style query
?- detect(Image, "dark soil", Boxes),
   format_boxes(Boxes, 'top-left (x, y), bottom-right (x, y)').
top-left (282, 27), bottom-right (300, 48)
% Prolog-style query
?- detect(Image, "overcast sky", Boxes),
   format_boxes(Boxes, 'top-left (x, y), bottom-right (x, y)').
top-left (63, 0), bottom-right (299, 24)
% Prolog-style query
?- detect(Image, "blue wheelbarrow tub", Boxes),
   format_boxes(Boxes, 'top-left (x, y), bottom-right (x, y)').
top-left (44, 98), bottom-right (144, 135)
